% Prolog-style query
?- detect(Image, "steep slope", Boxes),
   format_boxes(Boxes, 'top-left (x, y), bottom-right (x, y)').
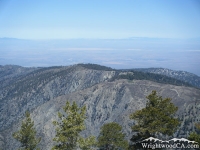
top-left (78, 64), bottom-right (195, 88)
top-left (2, 79), bottom-right (200, 150)
top-left (0, 65), bottom-right (115, 131)
top-left (0, 65), bottom-right (38, 88)
top-left (0, 64), bottom-right (200, 149)
top-left (133, 68), bottom-right (200, 88)
top-left (0, 64), bottom-right (194, 132)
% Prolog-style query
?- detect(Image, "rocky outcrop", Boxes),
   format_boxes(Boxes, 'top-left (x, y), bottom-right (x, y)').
top-left (1, 64), bottom-right (200, 149)
top-left (0, 65), bottom-right (115, 131)
top-left (2, 79), bottom-right (200, 150)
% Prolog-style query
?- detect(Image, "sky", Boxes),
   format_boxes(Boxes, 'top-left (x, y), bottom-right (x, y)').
top-left (0, 0), bottom-right (200, 76)
top-left (0, 0), bottom-right (200, 39)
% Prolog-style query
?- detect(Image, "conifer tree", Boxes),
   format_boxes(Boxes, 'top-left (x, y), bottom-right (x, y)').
top-left (97, 122), bottom-right (128, 150)
top-left (129, 91), bottom-right (179, 147)
top-left (78, 136), bottom-right (97, 150)
top-left (12, 111), bottom-right (41, 150)
top-left (52, 101), bottom-right (96, 150)
top-left (189, 122), bottom-right (200, 145)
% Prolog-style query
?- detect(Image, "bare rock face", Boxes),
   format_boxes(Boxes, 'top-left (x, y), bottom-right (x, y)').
top-left (1, 64), bottom-right (200, 150)
top-left (2, 79), bottom-right (200, 150)
top-left (0, 65), bottom-right (115, 131)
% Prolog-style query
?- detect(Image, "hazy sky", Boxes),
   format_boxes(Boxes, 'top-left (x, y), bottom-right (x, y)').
top-left (0, 0), bottom-right (200, 39)
top-left (0, 0), bottom-right (200, 76)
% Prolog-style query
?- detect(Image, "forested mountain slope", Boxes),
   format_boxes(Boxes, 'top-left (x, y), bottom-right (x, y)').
top-left (0, 64), bottom-right (199, 149)
top-left (132, 68), bottom-right (200, 88)
top-left (0, 65), bottom-right (115, 130)
top-left (2, 79), bottom-right (200, 149)
top-left (0, 65), bottom-right (38, 88)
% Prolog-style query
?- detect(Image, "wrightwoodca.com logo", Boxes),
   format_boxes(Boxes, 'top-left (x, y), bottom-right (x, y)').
top-left (139, 137), bottom-right (199, 149)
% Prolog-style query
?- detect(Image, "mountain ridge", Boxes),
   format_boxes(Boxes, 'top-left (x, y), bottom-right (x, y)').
top-left (0, 64), bottom-right (200, 149)
top-left (1, 79), bottom-right (200, 149)
top-left (132, 67), bottom-right (200, 88)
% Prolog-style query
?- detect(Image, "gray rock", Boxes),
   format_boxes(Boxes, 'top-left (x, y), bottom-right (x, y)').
top-left (0, 65), bottom-right (115, 131)
top-left (2, 79), bottom-right (200, 150)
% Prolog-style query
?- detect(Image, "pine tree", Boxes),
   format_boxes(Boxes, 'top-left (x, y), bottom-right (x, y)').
top-left (129, 91), bottom-right (179, 148)
top-left (188, 122), bottom-right (200, 145)
top-left (97, 122), bottom-right (128, 150)
top-left (52, 101), bottom-right (96, 150)
top-left (12, 111), bottom-right (41, 150)
top-left (78, 136), bottom-right (97, 150)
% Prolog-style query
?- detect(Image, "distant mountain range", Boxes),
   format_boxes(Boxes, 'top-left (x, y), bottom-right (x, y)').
top-left (0, 64), bottom-right (200, 149)
top-left (1, 37), bottom-right (200, 76)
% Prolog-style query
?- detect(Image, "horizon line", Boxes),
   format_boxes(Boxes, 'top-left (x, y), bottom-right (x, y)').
top-left (1, 37), bottom-right (200, 41)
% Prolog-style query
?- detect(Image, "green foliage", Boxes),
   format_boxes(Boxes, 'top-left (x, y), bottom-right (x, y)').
top-left (189, 132), bottom-right (200, 145)
top-left (78, 63), bottom-right (114, 71)
top-left (188, 123), bottom-right (200, 145)
top-left (97, 122), bottom-right (128, 150)
top-left (113, 70), bottom-right (194, 88)
top-left (78, 136), bottom-right (97, 150)
top-left (52, 101), bottom-right (96, 150)
top-left (12, 111), bottom-right (41, 150)
top-left (130, 91), bottom-right (179, 144)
